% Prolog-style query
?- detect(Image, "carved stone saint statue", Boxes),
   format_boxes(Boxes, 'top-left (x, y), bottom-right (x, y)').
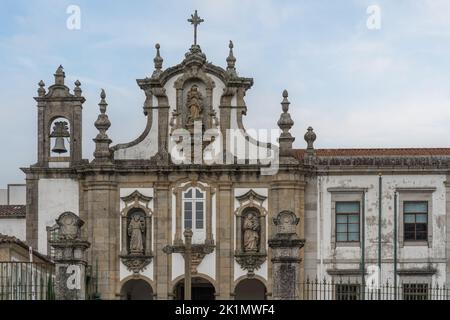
top-left (186, 85), bottom-right (203, 124)
top-left (243, 212), bottom-right (260, 252)
top-left (128, 214), bottom-right (145, 255)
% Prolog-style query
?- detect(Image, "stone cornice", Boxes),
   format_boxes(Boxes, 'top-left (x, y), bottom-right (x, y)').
top-left (313, 155), bottom-right (450, 169)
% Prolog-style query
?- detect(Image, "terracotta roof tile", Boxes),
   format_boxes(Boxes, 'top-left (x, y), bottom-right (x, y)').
top-left (0, 233), bottom-right (53, 263)
top-left (0, 205), bottom-right (26, 218)
top-left (0, 233), bottom-right (25, 245)
top-left (295, 148), bottom-right (450, 158)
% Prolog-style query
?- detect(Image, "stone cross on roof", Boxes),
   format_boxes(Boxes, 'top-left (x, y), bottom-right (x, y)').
top-left (188, 10), bottom-right (204, 45)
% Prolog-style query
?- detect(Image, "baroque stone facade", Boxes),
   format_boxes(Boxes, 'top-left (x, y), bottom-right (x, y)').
top-left (6, 12), bottom-right (449, 300)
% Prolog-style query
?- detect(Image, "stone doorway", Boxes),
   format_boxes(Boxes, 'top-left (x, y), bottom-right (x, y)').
top-left (120, 279), bottom-right (154, 300)
top-left (174, 277), bottom-right (216, 300)
top-left (234, 279), bottom-right (267, 300)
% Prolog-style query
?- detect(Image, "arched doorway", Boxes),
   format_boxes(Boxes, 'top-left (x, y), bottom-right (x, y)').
top-left (234, 279), bottom-right (267, 300)
top-left (120, 279), bottom-right (154, 300)
top-left (174, 277), bottom-right (216, 300)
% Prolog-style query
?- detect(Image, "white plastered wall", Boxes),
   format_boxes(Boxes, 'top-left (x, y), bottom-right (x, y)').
top-left (38, 179), bottom-right (79, 254)
top-left (0, 218), bottom-right (26, 240)
top-left (114, 95), bottom-right (159, 160)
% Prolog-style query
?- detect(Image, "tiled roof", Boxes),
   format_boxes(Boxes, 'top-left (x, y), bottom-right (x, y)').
top-left (0, 233), bottom-right (53, 263)
top-left (295, 148), bottom-right (450, 158)
top-left (0, 205), bottom-right (26, 218)
top-left (0, 233), bottom-right (25, 246)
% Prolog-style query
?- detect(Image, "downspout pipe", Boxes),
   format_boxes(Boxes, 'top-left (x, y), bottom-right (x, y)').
top-left (394, 191), bottom-right (398, 300)
top-left (378, 174), bottom-right (382, 299)
top-left (361, 190), bottom-right (366, 299)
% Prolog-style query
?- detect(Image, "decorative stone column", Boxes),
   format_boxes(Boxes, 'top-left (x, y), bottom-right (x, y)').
top-left (268, 211), bottom-right (305, 300)
top-left (49, 212), bottom-right (91, 300)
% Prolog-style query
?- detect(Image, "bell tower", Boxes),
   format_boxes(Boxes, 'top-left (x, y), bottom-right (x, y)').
top-left (34, 66), bottom-right (85, 167)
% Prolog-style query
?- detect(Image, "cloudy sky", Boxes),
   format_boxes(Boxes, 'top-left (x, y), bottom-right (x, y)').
top-left (0, 0), bottom-right (449, 184)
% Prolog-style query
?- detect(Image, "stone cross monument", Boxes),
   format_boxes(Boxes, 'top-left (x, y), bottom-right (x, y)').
top-left (49, 212), bottom-right (91, 300)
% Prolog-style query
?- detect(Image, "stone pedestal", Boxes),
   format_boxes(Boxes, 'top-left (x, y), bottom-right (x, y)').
top-left (268, 211), bottom-right (305, 300)
top-left (51, 240), bottom-right (90, 300)
top-left (49, 212), bottom-right (91, 300)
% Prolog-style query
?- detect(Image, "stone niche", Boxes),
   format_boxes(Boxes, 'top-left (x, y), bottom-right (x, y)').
top-left (173, 66), bottom-right (216, 133)
top-left (234, 190), bottom-right (268, 276)
top-left (119, 190), bottom-right (154, 274)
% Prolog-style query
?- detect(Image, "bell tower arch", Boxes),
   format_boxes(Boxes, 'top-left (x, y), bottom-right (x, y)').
top-left (34, 65), bottom-right (85, 167)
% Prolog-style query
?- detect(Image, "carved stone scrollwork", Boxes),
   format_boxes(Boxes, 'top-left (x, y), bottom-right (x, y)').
top-left (120, 255), bottom-right (153, 274)
top-left (163, 243), bottom-right (215, 274)
top-left (234, 252), bottom-right (267, 276)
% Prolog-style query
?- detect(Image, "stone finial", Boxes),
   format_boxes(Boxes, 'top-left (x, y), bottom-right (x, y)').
top-left (152, 43), bottom-right (164, 78)
top-left (54, 65), bottom-right (65, 85)
top-left (277, 90), bottom-right (295, 156)
top-left (226, 40), bottom-right (237, 77)
top-left (74, 80), bottom-right (82, 97)
top-left (304, 127), bottom-right (317, 155)
top-left (38, 80), bottom-right (46, 97)
top-left (93, 89), bottom-right (112, 163)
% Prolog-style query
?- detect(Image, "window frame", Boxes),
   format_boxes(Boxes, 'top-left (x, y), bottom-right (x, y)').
top-left (335, 283), bottom-right (361, 301)
top-left (397, 189), bottom-right (434, 248)
top-left (403, 283), bottom-right (429, 300)
top-left (182, 187), bottom-right (206, 235)
top-left (335, 201), bottom-right (361, 243)
top-left (403, 201), bottom-right (428, 242)
top-left (329, 190), bottom-right (365, 248)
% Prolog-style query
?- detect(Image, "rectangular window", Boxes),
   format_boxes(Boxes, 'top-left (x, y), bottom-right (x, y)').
top-left (184, 201), bottom-right (192, 229)
top-left (336, 284), bottom-right (360, 300)
top-left (335, 202), bottom-right (360, 243)
top-left (404, 201), bottom-right (428, 241)
top-left (403, 283), bottom-right (428, 300)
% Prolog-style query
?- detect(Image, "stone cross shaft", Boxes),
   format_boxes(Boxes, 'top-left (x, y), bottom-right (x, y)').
top-left (188, 10), bottom-right (204, 45)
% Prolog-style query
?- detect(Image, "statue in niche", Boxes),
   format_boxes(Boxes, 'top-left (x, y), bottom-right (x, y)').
top-left (186, 85), bottom-right (203, 124)
top-left (128, 213), bottom-right (145, 255)
top-left (243, 212), bottom-right (260, 252)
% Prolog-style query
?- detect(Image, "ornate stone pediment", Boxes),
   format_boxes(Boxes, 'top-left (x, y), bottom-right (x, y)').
top-left (234, 252), bottom-right (267, 276)
top-left (121, 190), bottom-right (153, 209)
top-left (235, 189), bottom-right (267, 207)
top-left (120, 254), bottom-right (153, 274)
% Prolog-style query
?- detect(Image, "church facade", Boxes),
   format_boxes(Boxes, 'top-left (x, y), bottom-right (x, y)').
top-left (13, 13), bottom-right (450, 300)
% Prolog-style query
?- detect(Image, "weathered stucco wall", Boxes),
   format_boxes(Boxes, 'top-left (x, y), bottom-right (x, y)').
top-left (316, 174), bottom-right (447, 284)
top-left (0, 218), bottom-right (26, 240)
top-left (37, 179), bottom-right (79, 254)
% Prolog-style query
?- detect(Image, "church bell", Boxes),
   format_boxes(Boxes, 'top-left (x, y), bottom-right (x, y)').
top-left (52, 137), bottom-right (67, 154)
top-left (50, 121), bottom-right (70, 154)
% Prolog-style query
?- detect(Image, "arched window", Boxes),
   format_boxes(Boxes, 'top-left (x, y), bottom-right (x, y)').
top-left (183, 188), bottom-right (205, 235)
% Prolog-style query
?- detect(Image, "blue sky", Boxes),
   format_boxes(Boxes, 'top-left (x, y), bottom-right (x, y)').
top-left (1, 0), bottom-right (450, 184)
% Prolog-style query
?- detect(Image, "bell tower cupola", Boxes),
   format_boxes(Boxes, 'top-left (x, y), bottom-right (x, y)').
top-left (34, 66), bottom-right (85, 168)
